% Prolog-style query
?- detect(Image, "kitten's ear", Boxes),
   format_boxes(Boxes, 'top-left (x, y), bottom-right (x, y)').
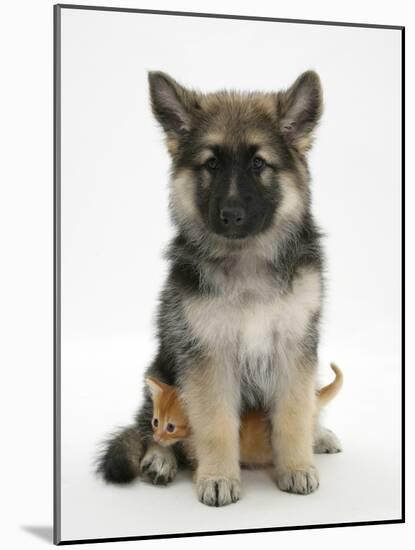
top-left (277, 70), bottom-right (323, 153)
top-left (145, 376), bottom-right (165, 399)
top-left (148, 71), bottom-right (200, 138)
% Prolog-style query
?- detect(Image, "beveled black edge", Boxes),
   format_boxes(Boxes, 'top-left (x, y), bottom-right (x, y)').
top-left (53, 4), bottom-right (62, 546)
top-left (56, 519), bottom-right (404, 545)
top-left (53, 4), bottom-right (405, 545)
top-left (401, 26), bottom-right (405, 524)
top-left (56, 4), bottom-right (405, 30)
top-left (55, 3), bottom-right (404, 30)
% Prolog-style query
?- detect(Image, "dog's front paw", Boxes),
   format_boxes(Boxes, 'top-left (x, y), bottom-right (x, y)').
top-left (276, 465), bottom-right (319, 495)
top-left (314, 427), bottom-right (342, 454)
top-left (196, 476), bottom-right (240, 507)
top-left (140, 445), bottom-right (177, 485)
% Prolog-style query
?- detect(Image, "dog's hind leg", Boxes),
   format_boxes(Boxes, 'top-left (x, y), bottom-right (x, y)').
top-left (313, 425), bottom-right (342, 454)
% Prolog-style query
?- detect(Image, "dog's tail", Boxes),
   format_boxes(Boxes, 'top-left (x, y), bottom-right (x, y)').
top-left (317, 363), bottom-right (343, 407)
top-left (96, 425), bottom-right (145, 484)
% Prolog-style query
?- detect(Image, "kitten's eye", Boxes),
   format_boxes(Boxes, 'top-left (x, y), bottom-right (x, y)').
top-left (166, 423), bottom-right (175, 433)
top-left (152, 418), bottom-right (159, 428)
top-left (252, 156), bottom-right (265, 170)
top-left (205, 157), bottom-right (218, 170)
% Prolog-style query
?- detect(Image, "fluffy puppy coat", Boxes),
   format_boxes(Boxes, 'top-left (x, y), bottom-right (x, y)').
top-left (97, 70), bottom-right (341, 506)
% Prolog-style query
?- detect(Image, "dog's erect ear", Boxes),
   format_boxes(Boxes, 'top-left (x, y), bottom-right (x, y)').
top-left (148, 71), bottom-right (200, 139)
top-left (277, 70), bottom-right (323, 153)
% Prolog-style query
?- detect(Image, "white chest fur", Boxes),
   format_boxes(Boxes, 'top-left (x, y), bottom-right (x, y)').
top-left (183, 264), bottom-right (321, 364)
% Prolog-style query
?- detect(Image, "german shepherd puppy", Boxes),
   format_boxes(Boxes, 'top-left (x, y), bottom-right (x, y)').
top-left (97, 70), bottom-right (341, 506)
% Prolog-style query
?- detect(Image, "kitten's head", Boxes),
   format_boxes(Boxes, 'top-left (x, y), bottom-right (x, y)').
top-left (145, 376), bottom-right (191, 446)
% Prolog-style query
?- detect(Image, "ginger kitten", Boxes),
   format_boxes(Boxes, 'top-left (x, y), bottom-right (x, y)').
top-left (146, 364), bottom-right (343, 467)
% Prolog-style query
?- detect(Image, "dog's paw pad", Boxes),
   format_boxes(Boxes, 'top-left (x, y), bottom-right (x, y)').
top-left (276, 466), bottom-right (319, 495)
top-left (196, 477), bottom-right (240, 506)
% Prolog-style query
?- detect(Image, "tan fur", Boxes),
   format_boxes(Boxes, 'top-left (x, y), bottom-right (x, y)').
top-left (194, 148), bottom-right (219, 165)
top-left (180, 362), bottom-right (240, 482)
top-left (239, 410), bottom-right (273, 467)
top-left (146, 364), bottom-right (342, 467)
top-left (198, 92), bottom-right (277, 123)
top-left (165, 136), bottom-right (179, 156)
top-left (271, 368), bottom-right (316, 477)
top-left (170, 169), bottom-right (200, 224)
top-left (255, 145), bottom-right (282, 167)
top-left (201, 131), bottom-right (225, 148)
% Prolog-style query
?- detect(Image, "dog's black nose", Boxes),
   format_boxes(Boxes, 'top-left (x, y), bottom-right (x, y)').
top-left (219, 206), bottom-right (246, 227)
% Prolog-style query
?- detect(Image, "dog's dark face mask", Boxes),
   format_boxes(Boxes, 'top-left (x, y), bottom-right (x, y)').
top-left (191, 133), bottom-right (284, 240)
top-left (148, 71), bottom-right (322, 241)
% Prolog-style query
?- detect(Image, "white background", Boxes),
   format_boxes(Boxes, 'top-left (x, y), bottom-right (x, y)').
top-left (0, 1), bottom-right (411, 550)
top-left (59, 5), bottom-right (402, 542)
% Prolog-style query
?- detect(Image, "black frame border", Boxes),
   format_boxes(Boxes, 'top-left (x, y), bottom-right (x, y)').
top-left (53, 3), bottom-right (62, 546)
top-left (53, 4), bottom-right (405, 545)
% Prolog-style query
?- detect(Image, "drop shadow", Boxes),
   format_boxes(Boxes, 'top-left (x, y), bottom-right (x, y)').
top-left (21, 525), bottom-right (53, 544)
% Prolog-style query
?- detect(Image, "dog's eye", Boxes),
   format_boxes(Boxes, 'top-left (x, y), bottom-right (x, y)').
top-left (166, 423), bottom-right (175, 433)
top-left (152, 418), bottom-right (159, 428)
top-left (252, 157), bottom-right (265, 170)
top-left (205, 157), bottom-right (218, 170)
